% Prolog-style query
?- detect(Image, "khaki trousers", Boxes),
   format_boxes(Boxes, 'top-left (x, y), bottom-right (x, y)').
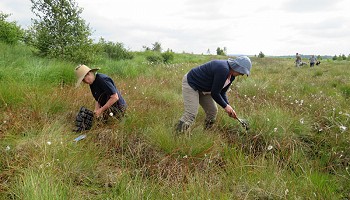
top-left (180, 74), bottom-right (218, 126)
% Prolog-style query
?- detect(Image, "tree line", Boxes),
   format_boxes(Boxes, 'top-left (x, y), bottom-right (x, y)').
top-left (0, 0), bottom-right (172, 64)
top-left (0, 0), bottom-right (231, 65)
top-left (2, 0), bottom-right (348, 62)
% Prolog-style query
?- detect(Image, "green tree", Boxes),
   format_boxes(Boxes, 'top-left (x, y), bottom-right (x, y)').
top-left (216, 47), bottom-right (226, 56)
top-left (258, 51), bottom-right (265, 58)
top-left (332, 55), bottom-right (338, 60)
top-left (152, 42), bottom-right (162, 52)
top-left (30, 0), bottom-right (94, 63)
top-left (0, 12), bottom-right (23, 44)
top-left (341, 54), bottom-right (346, 60)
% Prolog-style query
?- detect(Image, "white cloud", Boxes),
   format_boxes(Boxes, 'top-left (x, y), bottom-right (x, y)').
top-left (282, 0), bottom-right (345, 13)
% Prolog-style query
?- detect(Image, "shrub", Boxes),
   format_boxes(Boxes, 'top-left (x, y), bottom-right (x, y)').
top-left (258, 51), bottom-right (265, 58)
top-left (97, 38), bottom-right (133, 60)
top-left (0, 12), bottom-right (23, 44)
top-left (161, 51), bottom-right (175, 63)
top-left (145, 51), bottom-right (163, 63)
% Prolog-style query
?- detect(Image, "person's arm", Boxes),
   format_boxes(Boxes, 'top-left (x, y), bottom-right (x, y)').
top-left (211, 83), bottom-right (228, 108)
top-left (210, 69), bottom-right (229, 108)
top-left (94, 101), bottom-right (101, 112)
top-left (221, 78), bottom-right (238, 118)
top-left (211, 74), bottom-right (237, 118)
top-left (94, 93), bottom-right (119, 117)
top-left (224, 104), bottom-right (237, 119)
top-left (220, 76), bottom-right (235, 105)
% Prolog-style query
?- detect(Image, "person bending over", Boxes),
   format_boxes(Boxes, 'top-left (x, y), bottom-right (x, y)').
top-left (74, 64), bottom-right (127, 121)
top-left (175, 56), bottom-right (252, 132)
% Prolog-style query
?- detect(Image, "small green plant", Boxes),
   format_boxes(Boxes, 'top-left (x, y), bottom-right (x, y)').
top-left (313, 70), bottom-right (323, 77)
top-left (340, 85), bottom-right (350, 99)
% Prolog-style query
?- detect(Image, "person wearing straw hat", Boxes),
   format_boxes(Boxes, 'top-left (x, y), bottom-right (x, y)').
top-left (175, 56), bottom-right (252, 133)
top-left (74, 64), bottom-right (127, 120)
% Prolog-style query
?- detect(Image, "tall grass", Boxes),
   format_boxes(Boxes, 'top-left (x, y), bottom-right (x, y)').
top-left (1, 42), bottom-right (349, 199)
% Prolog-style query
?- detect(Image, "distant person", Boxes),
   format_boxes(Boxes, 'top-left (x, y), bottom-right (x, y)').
top-left (74, 64), bottom-right (127, 121)
top-left (175, 56), bottom-right (252, 132)
top-left (309, 55), bottom-right (317, 67)
top-left (295, 53), bottom-right (302, 67)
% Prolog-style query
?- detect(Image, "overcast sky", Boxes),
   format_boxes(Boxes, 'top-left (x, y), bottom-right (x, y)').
top-left (1, 0), bottom-right (350, 56)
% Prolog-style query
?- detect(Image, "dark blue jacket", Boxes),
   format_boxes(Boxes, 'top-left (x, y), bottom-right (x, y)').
top-left (187, 60), bottom-right (235, 108)
top-left (90, 73), bottom-right (127, 109)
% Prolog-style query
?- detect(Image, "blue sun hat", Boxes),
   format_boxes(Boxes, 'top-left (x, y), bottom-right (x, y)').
top-left (227, 56), bottom-right (252, 76)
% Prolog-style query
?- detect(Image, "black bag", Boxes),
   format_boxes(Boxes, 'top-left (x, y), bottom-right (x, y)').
top-left (74, 106), bottom-right (94, 132)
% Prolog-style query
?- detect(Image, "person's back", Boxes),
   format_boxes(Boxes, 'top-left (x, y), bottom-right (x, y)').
top-left (295, 53), bottom-right (301, 67)
top-left (309, 55), bottom-right (317, 67)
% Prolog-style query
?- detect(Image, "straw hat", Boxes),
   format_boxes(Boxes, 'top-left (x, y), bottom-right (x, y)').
top-left (74, 64), bottom-right (100, 87)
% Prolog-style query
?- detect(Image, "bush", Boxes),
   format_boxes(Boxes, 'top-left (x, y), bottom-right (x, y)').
top-left (97, 39), bottom-right (133, 60)
top-left (145, 51), bottom-right (163, 63)
top-left (258, 51), bottom-right (265, 58)
top-left (161, 51), bottom-right (175, 63)
top-left (0, 12), bottom-right (23, 44)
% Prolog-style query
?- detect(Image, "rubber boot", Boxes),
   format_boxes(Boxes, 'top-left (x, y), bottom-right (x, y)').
top-left (175, 120), bottom-right (190, 133)
top-left (204, 119), bottom-right (216, 130)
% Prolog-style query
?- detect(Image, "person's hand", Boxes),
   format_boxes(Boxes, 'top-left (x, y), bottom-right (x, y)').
top-left (94, 108), bottom-right (103, 118)
top-left (224, 105), bottom-right (237, 119)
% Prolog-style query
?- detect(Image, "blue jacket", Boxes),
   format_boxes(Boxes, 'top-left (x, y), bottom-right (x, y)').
top-left (187, 60), bottom-right (235, 108)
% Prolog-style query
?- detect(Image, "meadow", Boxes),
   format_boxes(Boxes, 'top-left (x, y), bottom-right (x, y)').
top-left (0, 42), bottom-right (349, 199)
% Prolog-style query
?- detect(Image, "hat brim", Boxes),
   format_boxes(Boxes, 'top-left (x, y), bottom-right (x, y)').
top-left (75, 68), bottom-right (100, 88)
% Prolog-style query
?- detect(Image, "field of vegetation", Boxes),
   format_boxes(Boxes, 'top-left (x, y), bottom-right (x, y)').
top-left (0, 42), bottom-right (349, 199)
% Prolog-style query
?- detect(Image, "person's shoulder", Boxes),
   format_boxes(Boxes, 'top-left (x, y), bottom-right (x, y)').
top-left (96, 73), bottom-right (111, 79)
top-left (210, 60), bottom-right (227, 65)
top-left (95, 73), bottom-right (113, 83)
top-left (96, 73), bottom-right (107, 77)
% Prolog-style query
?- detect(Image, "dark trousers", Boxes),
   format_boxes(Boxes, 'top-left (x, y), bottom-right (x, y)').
top-left (103, 105), bottom-right (127, 121)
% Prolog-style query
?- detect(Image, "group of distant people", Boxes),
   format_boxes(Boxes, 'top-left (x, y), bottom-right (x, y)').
top-left (295, 53), bottom-right (321, 67)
